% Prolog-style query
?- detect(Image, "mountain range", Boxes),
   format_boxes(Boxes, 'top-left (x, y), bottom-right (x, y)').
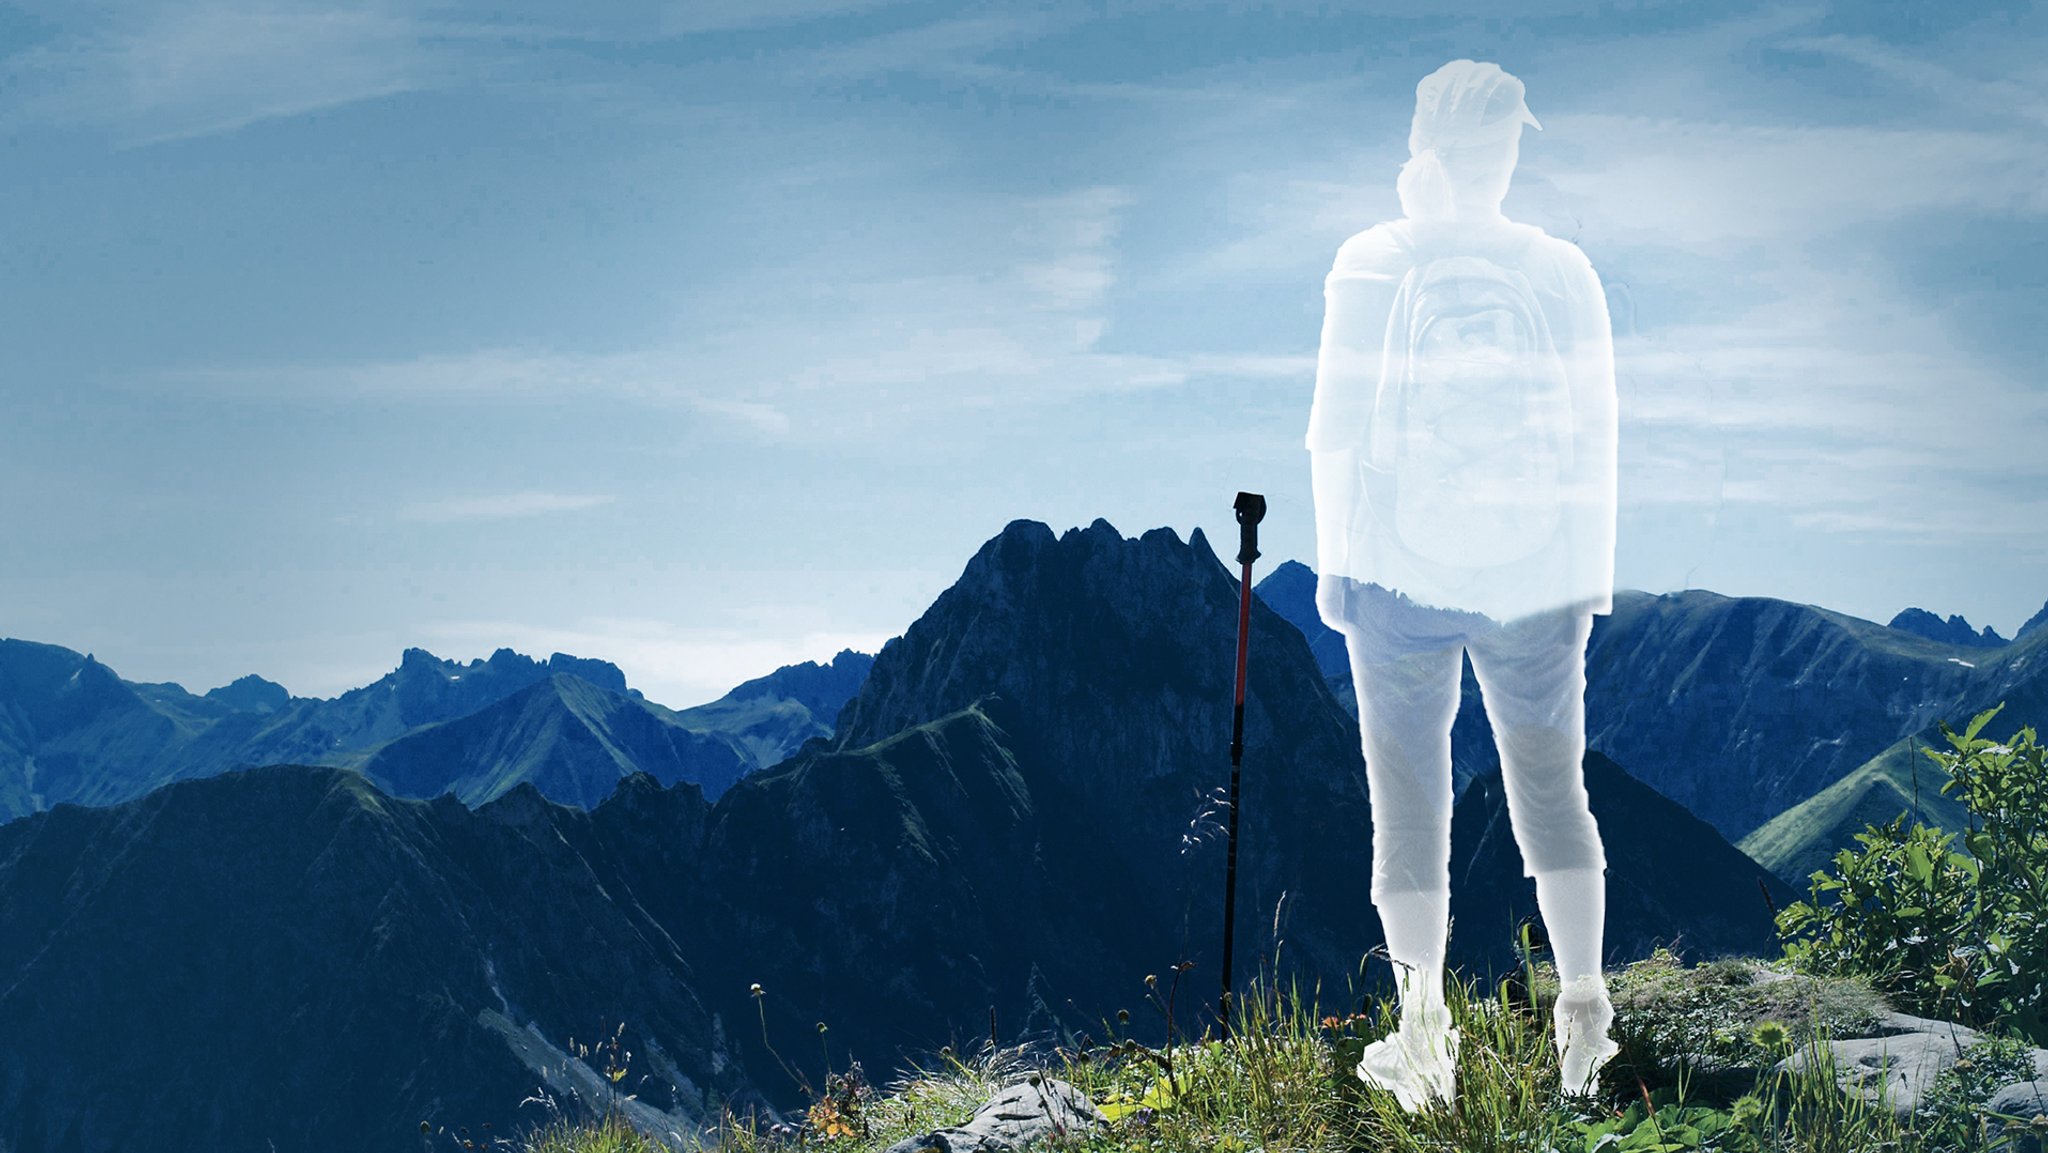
top-left (0, 518), bottom-right (1798, 1151)
top-left (0, 641), bottom-right (875, 822)
top-left (9, 553), bottom-right (2035, 899)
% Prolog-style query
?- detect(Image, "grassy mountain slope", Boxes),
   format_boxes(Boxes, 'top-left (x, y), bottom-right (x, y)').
top-left (1739, 732), bottom-right (1986, 889)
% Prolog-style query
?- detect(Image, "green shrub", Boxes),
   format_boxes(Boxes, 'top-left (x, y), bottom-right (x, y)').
top-left (1774, 703), bottom-right (2048, 1044)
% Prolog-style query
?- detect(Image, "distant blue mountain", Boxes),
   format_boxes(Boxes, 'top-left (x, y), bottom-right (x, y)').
top-left (0, 641), bottom-right (782, 821)
top-left (1888, 606), bottom-right (2007, 647)
top-left (205, 674), bottom-right (291, 713)
top-left (674, 647), bottom-right (876, 771)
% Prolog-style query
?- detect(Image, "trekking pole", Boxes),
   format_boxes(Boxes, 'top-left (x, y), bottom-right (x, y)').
top-left (1219, 491), bottom-right (1265, 1039)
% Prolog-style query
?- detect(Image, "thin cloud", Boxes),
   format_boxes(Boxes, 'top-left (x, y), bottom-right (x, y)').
top-left (397, 491), bottom-right (616, 523)
top-left (153, 183), bottom-right (1191, 429)
top-left (1779, 31), bottom-right (2048, 130)
top-left (656, 0), bottom-right (925, 36)
top-left (3, 5), bottom-right (451, 145)
top-left (788, 10), bottom-right (1076, 81)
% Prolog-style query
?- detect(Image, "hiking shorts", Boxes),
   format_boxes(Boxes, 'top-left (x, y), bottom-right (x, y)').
top-left (1325, 578), bottom-right (1608, 902)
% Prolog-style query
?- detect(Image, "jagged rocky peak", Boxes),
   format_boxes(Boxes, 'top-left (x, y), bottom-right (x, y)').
top-left (396, 646), bottom-right (453, 678)
top-left (390, 645), bottom-right (630, 694)
top-left (2020, 600), bottom-right (2048, 640)
top-left (1887, 607), bottom-right (2007, 647)
top-left (833, 515), bottom-right (1301, 754)
top-left (204, 674), bottom-right (291, 714)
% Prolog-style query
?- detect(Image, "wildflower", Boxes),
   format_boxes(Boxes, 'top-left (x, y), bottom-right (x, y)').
top-left (1751, 1020), bottom-right (1791, 1050)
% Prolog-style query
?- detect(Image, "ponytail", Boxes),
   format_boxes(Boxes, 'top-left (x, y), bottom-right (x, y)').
top-left (1396, 147), bottom-right (1454, 220)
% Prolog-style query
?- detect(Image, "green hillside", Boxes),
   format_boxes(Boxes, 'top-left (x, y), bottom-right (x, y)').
top-left (1738, 731), bottom-right (1976, 888)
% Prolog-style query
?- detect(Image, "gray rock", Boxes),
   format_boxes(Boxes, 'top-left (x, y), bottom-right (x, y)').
top-left (1775, 1011), bottom-right (1984, 1116)
top-left (882, 1077), bottom-right (1108, 1153)
top-left (1987, 1079), bottom-right (2048, 1153)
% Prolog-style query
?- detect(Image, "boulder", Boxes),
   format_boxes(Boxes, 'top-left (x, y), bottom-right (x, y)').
top-left (882, 1077), bottom-right (1108, 1153)
top-left (1775, 1011), bottom-right (1983, 1116)
top-left (1987, 1079), bottom-right (2048, 1153)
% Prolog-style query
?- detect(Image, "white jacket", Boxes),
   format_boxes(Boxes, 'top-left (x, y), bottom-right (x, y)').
top-left (1305, 215), bottom-right (1617, 624)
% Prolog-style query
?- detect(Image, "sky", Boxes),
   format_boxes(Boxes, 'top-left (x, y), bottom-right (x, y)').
top-left (3, 0), bottom-right (2045, 709)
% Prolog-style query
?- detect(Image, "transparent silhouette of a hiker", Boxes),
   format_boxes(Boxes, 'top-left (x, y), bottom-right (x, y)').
top-left (1305, 60), bottom-right (1621, 1109)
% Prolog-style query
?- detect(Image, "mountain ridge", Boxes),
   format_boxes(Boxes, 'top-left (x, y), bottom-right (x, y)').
top-left (0, 639), bottom-right (872, 821)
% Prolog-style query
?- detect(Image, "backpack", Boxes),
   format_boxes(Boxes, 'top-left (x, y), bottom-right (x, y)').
top-left (1362, 226), bottom-right (1575, 570)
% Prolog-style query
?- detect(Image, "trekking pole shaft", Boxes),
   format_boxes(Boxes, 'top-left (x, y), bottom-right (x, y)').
top-left (1221, 563), bottom-right (1252, 1035)
top-left (1221, 491), bottom-right (1264, 1039)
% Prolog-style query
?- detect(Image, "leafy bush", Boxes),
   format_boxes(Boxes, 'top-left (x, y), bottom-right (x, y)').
top-left (1774, 704), bottom-right (2048, 1044)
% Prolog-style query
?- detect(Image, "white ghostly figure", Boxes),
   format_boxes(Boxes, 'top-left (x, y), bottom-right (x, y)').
top-left (1306, 60), bottom-right (1620, 1110)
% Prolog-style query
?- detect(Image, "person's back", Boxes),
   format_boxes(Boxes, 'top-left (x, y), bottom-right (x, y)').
top-left (1308, 59), bottom-right (1623, 1112)
top-left (1306, 68), bottom-right (1616, 627)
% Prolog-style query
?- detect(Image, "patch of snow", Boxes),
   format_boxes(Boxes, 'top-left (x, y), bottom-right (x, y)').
top-left (1947, 657), bottom-right (1976, 668)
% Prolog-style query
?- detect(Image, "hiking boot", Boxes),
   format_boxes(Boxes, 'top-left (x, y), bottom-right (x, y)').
top-left (1355, 1003), bottom-right (1459, 1111)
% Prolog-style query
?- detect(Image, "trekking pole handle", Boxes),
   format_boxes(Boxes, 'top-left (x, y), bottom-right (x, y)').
top-left (1233, 492), bottom-right (1266, 565)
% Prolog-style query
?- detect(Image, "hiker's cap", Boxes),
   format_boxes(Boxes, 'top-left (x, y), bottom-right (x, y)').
top-left (1408, 59), bottom-right (1541, 155)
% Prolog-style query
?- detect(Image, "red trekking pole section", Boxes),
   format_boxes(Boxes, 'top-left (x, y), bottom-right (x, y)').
top-left (1220, 491), bottom-right (1265, 1038)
